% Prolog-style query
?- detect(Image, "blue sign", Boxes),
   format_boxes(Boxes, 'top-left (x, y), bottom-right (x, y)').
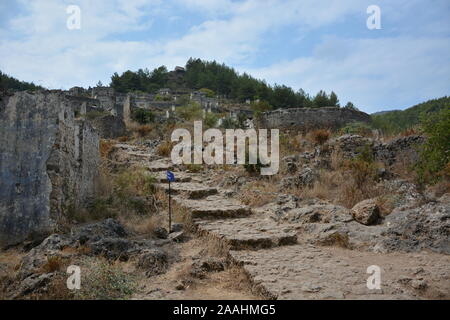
top-left (166, 170), bottom-right (175, 182)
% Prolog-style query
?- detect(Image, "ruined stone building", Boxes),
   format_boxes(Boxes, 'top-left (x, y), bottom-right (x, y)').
top-left (258, 107), bottom-right (371, 130)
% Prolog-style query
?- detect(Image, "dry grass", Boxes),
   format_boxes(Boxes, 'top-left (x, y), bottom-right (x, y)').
top-left (154, 188), bottom-right (193, 231)
top-left (156, 140), bottom-right (173, 157)
top-left (399, 127), bottom-right (419, 137)
top-left (95, 165), bottom-right (115, 197)
top-left (71, 167), bottom-right (158, 224)
top-left (40, 256), bottom-right (66, 274)
top-left (99, 139), bottom-right (115, 159)
top-left (36, 273), bottom-right (74, 300)
top-left (0, 250), bottom-right (23, 299)
top-left (427, 174), bottom-right (450, 199)
top-left (375, 195), bottom-right (396, 216)
top-left (114, 167), bottom-right (157, 199)
top-left (73, 257), bottom-right (137, 300)
top-left (219, 264), bottom-right (256, 294)
top-left (136, 124), bottom-right (152, 137)
top-left (117, 136), bottom-right (129, 142)
top-left (126, 121), bottom-right (157, 139)
top-left (119, 214), bottom-right (161, 235)
top-left (288, 152), bottom-right (387, 208)
top-left (238, 180), bottom-right (278, 207)
top-left (201, 234), bottom-right (230, 257)
top-left (185, 163), bottom-right (203, 173)
top-left (309, 129), bottom-right (331, 145)
top-left (279, 132), bottom-right (305, 158)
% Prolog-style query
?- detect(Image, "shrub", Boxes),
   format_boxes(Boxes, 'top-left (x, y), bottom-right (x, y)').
top-left (220, 116), bottom-right (238, 129)
top-left (199, 88), bottom-right (215, 98)
top-left (75, 260), bottom-right (136, 300)
top-left (86, 197), bottom-right (116, 221)
top-left (155, 94), bottom-right (171, 101)
top-left (243, 149), bottom-right (267, 175)
top-left (132, 108), bottom-right (154, 124)
top-left (310, 129), bottom-right (331, 145)
top-left (176, 103), bottom-right (202, 121)
top-left (156, 140), bottom-right (173, 157)
top-left (415, 108), bottom-right (450, 184)
top-left (115, 168), bottom-right (156, 199)
top-left (100, 140), bottom-right (115, 158)
top-left (40, 256), bottom-right (65, 273)
top-left (204, 112), bottom-right (218, 128)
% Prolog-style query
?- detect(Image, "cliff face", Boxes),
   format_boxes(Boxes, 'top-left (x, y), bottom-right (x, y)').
top-left (0, 91), bottom-right (99, 247)
top-left (258, 107), bottom-right (371, 130)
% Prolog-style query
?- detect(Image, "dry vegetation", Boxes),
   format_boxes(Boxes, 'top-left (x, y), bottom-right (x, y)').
top-left (238, 180), bottom-right (278, 207)
top-left (156, 140), bottom-right (173, 157)
top-left (284, 145), bottom-right (393, 209)
top-left (309, 129), bottom-right (331, 145)
top-left (99, 139), bottom-right (115, 158)
top-left (68, 164), bottom-right (164, 237)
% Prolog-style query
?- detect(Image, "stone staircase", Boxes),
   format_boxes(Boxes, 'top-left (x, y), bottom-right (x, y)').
top-left (140, 154), bottom-right (305, 299)
top-left (120, 146), bottom-right (436, 300)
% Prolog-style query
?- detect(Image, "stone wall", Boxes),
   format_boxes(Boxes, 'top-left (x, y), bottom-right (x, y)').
top-left (89, 115), bottom-right (126, 139)
top-left (0, 91), bottom-right (100, 247)
top-left (258, 107), bottom-right (371, 130)
top-left (66, 95), bottom-right (100, 115)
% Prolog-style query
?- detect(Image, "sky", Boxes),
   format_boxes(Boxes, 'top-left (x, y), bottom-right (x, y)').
top-left (0, 0), bottom-right (449, 113)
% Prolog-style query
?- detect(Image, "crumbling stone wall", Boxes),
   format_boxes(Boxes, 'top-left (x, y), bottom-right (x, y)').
top-left (89, 115), bottom-right (126, 139)
top-left (66, 95), bottom-right (101, 115)
top-left (258, 107), bottom-right (371, 130)
top-left (0, 91), bottom-right (99, 247)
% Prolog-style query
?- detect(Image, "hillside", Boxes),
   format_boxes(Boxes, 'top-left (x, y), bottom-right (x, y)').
top-left (110, 58), bottom-right (344, 110)
top-left (371, 96), bottom-right (450, 134)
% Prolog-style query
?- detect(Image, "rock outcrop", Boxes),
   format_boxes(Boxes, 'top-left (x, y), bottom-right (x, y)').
top-left (0, 91), bottom-right (100, 247)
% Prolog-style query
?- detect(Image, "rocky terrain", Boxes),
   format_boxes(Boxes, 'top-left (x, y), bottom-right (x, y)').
top-left (0, 91), bottom-right (448, 301)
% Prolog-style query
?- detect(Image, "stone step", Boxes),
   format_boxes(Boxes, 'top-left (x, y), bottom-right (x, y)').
top-left (147, 159), bottom-right (174, 172)
top-left (195, 217), bottom-right (297, 250)
top-left (228, 244), bottom-right (438, 300)
top-left (125, 151), bottom-right (154, 159)
top-left (174, 196), bottom-right (252, 219)
top-left (156, 183), bottom-right (217, 199)
top-left (229, 245), bottom-right (327, 299)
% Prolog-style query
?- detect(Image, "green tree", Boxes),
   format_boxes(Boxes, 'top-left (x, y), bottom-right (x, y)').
top-left (415, 107), bottom-right (450, 184)
top-left (132, 108), bottom-right (155, 124)
top-left (329, 91), bottom-right (340, 107)
top-left (0, 71), bottom-right (43, 91)
top-left (313, 90), bottom-right (329, 108)
top-left (344, 101), bottom-right (358, 110)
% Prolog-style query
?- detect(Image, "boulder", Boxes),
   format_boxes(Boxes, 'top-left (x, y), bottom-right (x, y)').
top-left (351, 199), bottom-right (380, 225)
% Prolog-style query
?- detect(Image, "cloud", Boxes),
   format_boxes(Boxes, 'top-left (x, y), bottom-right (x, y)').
top-left (248, 36), bottom-right (450, 112)
top-left (0, 0), bottom-right (448, 111)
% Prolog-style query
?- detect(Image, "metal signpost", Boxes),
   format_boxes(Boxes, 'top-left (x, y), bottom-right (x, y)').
top-left (166, 170), bottom-right (175, 233)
